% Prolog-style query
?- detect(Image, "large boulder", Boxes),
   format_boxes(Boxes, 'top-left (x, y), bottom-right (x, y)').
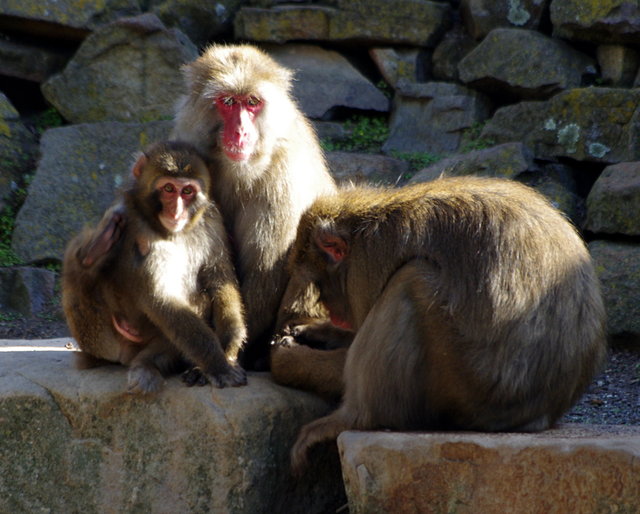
top-left (327, 151), bottom-right (410, 185)
top-left (0, 0), bottom-right (141, 39)
top-left (589, 241), bottom-right (640, 337)
top-left (11, 120), bottom-right (173, 264)
top-left (458, 28), bottom-right (595, 100)
top-left (234, 0), bottom-right (451, 46)
top-left (0, 339), bottom-right (345, 513)
top-left (338, 428), bottom-right (640, 513)
top-left (266, 44), bottom-right (389, 119)
top-left (0, 36), bottom-right (71, 83)
top-left (0, 267), bottom-right (58, 318)
top-left (585, 162), bottom-right (640, 236)
top-left (481, 88), bottom-right (640, 164)
top-left (551, 0), bottom-right (640, 45)
top-left (383, 81), bottom-right (491, 156)
top-left (461, 0), bottom-right (550, 40)
top-left (41, 14), bottom-right (198, 124)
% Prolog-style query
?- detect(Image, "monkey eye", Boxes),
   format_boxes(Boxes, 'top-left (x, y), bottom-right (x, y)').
top-left (220, 96), bottom-right (235, 106)
top-left (182, 186), bottom-right (194, 196)
top-left (247, 96), bottom-right (262, 107)
top-left (163, 183), bottom-right (175, 193)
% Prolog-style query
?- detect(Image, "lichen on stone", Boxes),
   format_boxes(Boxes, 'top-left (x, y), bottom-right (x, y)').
top-left (557, 123), bottom-right (580, 154)
top-left (507, 0), bottom-right (531, 26)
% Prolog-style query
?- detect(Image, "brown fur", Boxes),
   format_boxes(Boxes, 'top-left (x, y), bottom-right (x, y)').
top-left (171, 44), bottom-right (337, 367)
top-left (274, 176), bottom-right (607, 473)
top-left (62, 141), bottom-right (247, 393)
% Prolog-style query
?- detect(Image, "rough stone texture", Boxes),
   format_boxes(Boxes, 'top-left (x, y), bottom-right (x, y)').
top-left (481, 88), bottom-right (640, 164)
top-left (266, 44), bottom-right (389, 119)
top-left (0, 267), bottom-right (57, 317)
top-left (11, 120), bottom-right (173, 264)
top-left (409, 142), bottom-right (535, 183)
top-left (0, 92), bottom-right (38, 208)
top-left (461, 0), bottom-right (550, 40)
top-left (598, 44), bottom-right (639, 87)
top-left (234, 0), bottom-right (451, 46)
top-left (589, 240), bottom-right (640, 337)
top-left (551, 0), bottom-right (640, 45)
top-left (383, 81), bottom-right (492, 156)
top-left (41, 14), bottom-right (198, 124)
top-left (327, 151), bottom-right (410, 185)
top-left (431, 24), bottom-right (477, 82)
top-left (369, 47), bottom-right (427, 88)
top-left (148, 0), bottom-right (243, 47)
top-left (0, 0), bottom-right (141, 39)
top-left (458, 28), bottom-right (595, 100)
top-left (585, 161), bottom-right (640, 236)
top-left (0, 339), bottom-right (345, 513)
top-left (0, 36), bottom-right (71, 83)
top-left (338, 427), bottom-right (640, 514)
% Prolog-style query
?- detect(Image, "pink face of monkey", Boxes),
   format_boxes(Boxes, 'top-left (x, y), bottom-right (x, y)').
top-left (215, 94), bottom-right (264, 162)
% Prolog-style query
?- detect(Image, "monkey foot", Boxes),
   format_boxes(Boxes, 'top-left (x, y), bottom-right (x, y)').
top-left (181, 366), bottom-right (209, 387)
top-left (127, 365), bottom-right (164, 394)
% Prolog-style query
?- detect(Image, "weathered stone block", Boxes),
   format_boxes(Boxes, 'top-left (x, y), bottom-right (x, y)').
top-left (327, 151), bottom-right (410, 185)
top-left (461, 0), bottom-right (549, 40)
top-left (0, 267), bottom-right (58, 317)
top-left (339, 427), bottom-right (640, 513)
top-left (0, 339), bottom-right (345, 513)
top-left (590, 240), bottom-right (640, 337)
top-left (598, 44), bottom-right (639, 87)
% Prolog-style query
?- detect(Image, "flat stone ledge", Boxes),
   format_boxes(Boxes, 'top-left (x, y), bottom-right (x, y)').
top-left (0, 339), bottom-right (345, 513)
top-left (339, 427), bottom-right (640, 513)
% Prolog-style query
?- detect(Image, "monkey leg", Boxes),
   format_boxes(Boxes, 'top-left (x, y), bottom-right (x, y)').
top-left (291, 260), bottom-right (441, 472)
top-left (270, 340), bottom-right (346, 399)
top-left (127, 337), bottom-right (180, 395)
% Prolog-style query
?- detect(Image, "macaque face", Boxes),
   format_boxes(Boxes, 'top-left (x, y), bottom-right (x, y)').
top-left (215, 94), bottom-right (264, 162)
top-left (155, 177), bottom-right (201, 233)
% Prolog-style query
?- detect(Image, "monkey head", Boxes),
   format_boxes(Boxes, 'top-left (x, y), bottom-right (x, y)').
top-left (131, 141), bottom-right (211, 235)
top-left (181, 44), bottom-right (295, 165)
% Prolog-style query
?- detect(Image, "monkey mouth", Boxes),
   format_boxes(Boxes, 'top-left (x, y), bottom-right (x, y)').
top-left (222, 143), bottom-right (253, 162)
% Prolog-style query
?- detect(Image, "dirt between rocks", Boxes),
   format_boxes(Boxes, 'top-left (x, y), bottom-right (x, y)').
top-left (0, 317), bottom-right (637, 426)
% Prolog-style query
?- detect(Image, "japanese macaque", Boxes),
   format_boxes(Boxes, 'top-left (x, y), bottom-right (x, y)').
top-left (171, 44), bottom-right (337, 367)
top-left (273, 176), bottom-right (607, 473)
top-left (62, 141), bottom-right (247, 393)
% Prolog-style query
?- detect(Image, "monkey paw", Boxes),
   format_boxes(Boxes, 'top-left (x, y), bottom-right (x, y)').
top-left (127, 365), bottom-right (164, 394)
top-left (181, 366), bottom-right (209, 387)
top-left (209, 363), bottom-right (247, 388)
top-left (270, 334), bottom-right (298, 348)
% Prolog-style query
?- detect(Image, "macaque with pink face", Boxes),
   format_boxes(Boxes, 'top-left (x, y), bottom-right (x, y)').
top-left (172, 44), bottom-right (337, 367)
top-left (62, 141), bottom-right (248, 393)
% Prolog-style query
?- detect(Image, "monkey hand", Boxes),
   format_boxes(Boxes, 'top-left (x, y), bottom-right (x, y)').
top-left (78, 204), bottom-right (127, 267)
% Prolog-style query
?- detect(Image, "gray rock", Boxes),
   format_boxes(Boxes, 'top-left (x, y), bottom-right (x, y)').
top-left (383, 81), bottom-right (491, 156)
top-left (590, 240), bottom-right (640, 337)
top-left (369, 47), bottom-right (428, 88)
top-left (0, 267), bottom-right (58, 317)
top-left (585, 162), bottom-right (640, 236)
top-left (481, 88), bottom-right (640, 164)
top-left (0, 93), bottom-right (38, 210)
top-left (148, 0), bottom-right (244, 48)
top-left (42, 14), bottom-right (198, 124)
top-left (461, 0), bottom-right (550, 40)
top-left (0, 339), bottom-right (345, 513)
top-left (551, 0), bottom-right (640, 45)
top-left (339, 428), bottom-right (640, 513)
top-left (0, 37), bottom-right (71, 83)
top-left (432, 25), bottom-right (477, 82)
top-left (0, 0), bottom-right (141, 38)
top-left (11, 121), bottom-right (173, 264)
top-left (266, 44), bottom-right (389, 119)
top-left (326, 151), bottom-right (410, 185)
top-left (235, 0), bottom-right (451, 46)
top-left (458, 28), bottom-right (595, 100)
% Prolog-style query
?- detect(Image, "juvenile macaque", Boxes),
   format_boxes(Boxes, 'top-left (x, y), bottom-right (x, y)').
top-left (172, 44), bottom-right (337, 367)
top-left (62, 141), bottom-right (247, 393)
top-left (273, 176), bottom-right (607, 473)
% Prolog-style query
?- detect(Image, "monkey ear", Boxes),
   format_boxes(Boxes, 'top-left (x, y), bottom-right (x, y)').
top-left (315, 231), bottom-right (348, 264)
top-left (132, 153), bottom-right (148, 178)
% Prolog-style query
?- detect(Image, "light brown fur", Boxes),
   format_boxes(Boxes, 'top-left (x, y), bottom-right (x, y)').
top-left (273, 176), bottom-right (607, 473)
top-left (62, 141), bottom-right (247, 393)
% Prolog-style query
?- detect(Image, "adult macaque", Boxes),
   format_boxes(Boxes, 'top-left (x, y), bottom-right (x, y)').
top-left (62, 141), bottom-right (247, 393)
top-left (273, 176), bottom-right (607, 473)
top-left (171, 44), bottom-right (337, 367)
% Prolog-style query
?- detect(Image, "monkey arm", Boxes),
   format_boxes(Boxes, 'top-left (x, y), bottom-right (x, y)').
top-left (208, 280), bottom-right (248, 363)
top-left (75, 203), bottom-right (126, 269)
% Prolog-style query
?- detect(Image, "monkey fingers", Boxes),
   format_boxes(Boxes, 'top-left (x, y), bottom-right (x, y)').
top-left (79, 209), bottom-right (126, 267)
top-left (181, 366), bottom-right (209, 387)
top-left (208, 363), bottom-right (247, 388)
